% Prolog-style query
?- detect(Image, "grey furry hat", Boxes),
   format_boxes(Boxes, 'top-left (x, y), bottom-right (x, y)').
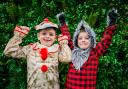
top-left (73, 20), bottom-right (96, 48)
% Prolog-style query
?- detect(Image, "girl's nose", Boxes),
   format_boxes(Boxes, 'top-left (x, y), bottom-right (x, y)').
top-left (82, 38), bottom-right (86, 42)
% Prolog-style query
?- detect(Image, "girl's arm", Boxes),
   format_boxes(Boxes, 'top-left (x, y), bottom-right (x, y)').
top-left (3, 26), bottom-right (30, 58)
top-left (95, 25), bottom-right (117, 57)
top-left (95, 9), bottom-right (117, 57)
top-left (57, 13), bottom-right (74, 50)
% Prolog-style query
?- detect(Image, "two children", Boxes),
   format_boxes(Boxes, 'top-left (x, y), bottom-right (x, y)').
top-left (57, 9), bottom-right (117, 89)
top-left (4, 9), bottom-right (117, 89)
top-left (4, 18), bottom-right (71, 89)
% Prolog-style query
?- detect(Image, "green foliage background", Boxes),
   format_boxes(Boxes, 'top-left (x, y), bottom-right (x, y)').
top-left (0, 0), bottom-right (128, 89)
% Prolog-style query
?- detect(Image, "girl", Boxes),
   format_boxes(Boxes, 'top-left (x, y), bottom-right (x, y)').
top-left (57, 9), bottom-right (117, 89)
top-left (4, 18), bottom-right (71, 89)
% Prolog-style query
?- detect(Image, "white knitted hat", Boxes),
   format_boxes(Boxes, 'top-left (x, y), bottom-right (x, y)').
top-left (35, 18), bottom-right (58, 30)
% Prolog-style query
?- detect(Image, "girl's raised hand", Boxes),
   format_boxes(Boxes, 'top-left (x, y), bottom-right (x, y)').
top-left (107, 8), bottom-right (118, 26)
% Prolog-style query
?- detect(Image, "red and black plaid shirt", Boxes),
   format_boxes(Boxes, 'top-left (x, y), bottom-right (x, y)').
top-left (60, 23), bottom-right (117, 89)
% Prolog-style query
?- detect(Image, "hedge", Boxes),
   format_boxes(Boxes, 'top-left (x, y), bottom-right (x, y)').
top-left (0, 0), bottom-right (128, 89)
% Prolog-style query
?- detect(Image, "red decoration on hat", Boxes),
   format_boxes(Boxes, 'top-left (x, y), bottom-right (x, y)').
top-left (40, 48), bottom-right (48, 60)
top-left (43, 18), bottom-right (49, 23)
top-left (41, 65), bottom-right (48, 72)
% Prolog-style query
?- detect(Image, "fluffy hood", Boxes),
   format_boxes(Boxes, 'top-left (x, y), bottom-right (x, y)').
top-left (72, 20), bottom-right (96, 70)
top-left (73, 20), bottom-right (96, 49)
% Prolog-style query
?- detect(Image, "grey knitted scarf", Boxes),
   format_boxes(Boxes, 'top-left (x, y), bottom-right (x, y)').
top-left (72, 47), bottom-right (90, 70)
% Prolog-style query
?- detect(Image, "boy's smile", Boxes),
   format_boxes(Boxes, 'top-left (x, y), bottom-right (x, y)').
top-left (38, 28), bottom-right (56, 47)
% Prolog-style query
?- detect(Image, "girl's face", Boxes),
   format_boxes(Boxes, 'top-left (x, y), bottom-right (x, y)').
top-left (77, 32), bottom-right (91, 49)
top-left (38, 28), bottom-right (56, 47)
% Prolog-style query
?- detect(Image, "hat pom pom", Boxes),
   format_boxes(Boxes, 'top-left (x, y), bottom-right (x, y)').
top-left (43, 18), bottom-right (49, 23)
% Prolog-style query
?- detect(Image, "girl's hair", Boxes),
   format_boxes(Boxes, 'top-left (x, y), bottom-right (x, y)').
top-left (80, 25), bottom-right (85, 31)
top-left (75, 26), bottom-right (87, 47)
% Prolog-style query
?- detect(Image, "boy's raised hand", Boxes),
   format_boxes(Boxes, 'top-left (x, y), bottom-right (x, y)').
top-left (107, 8), bottom-right (118, 26)
top-left (14, 25), bottom-right (30, 38)
top-left (58, 34), bottom-right (68, 45)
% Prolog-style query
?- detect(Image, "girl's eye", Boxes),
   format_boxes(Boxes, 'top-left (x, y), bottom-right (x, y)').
top-left (78, 36), bottom-right (90, 40)
top-left (78, 37), bottom-right (82, 40)
top-left (85, 37), bottom-right (90, 39)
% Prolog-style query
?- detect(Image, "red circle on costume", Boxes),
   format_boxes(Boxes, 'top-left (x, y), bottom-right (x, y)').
top-left (40, 48), bottom-right (48, 60)
top-left (41, 65), bottom-right (48, 72)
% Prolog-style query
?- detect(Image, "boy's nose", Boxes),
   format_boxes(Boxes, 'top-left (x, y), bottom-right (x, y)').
top-left (45, 36), bottom-right (50, 39)
top-left (47, 37), bottom-right (50, 40)
top-left (45, 34), bottom-right (50, 37)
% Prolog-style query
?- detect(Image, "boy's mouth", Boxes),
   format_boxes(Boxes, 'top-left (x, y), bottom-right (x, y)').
top-left (43, 38), bottom-right (52, 41)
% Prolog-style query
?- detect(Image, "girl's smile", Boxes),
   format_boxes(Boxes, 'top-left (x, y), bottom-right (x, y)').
top-left (77, 31), bottom-right (91, 49)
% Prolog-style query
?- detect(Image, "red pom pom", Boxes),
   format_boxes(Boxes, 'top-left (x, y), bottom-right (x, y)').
top-left (41, 65), bottom-right (48, 72)
top-left (44, 18), bottom-right (49, 23)
top-left (40, 48), bottom-right (48, 60)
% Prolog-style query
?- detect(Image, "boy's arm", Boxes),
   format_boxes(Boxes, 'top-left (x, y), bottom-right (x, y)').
top-left (58, 35), bottom-right (71, 63)
top-left (95, 8), bottom-right (118, 57)
top-left (3, 26), bottom-right (30, 58)
top-left (57, 13), bottom-right (74, 50)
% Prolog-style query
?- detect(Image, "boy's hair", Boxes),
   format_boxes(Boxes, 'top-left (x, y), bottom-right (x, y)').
top-left (37, 27), bottom-right (57, 33)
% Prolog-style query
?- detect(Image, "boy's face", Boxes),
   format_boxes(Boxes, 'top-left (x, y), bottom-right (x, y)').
top-left (77, 32), bottom-right (90, 49)
top-left (38, 28), bottom-right (56, 47)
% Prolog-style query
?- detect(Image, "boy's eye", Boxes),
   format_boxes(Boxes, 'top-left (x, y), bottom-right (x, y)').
top-left (42, 32), bottom-right (46, 35)
top-left (49, 33), bottom-right (54, 36)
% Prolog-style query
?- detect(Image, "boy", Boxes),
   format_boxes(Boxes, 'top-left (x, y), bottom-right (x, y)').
top-left (4, 18), bottom-right (71, 89)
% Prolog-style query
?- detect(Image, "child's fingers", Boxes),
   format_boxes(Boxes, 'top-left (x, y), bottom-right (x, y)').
top-left (14, 25), bottom-right (30, 35)
top-left (57, 34), bottom-right (63, 38)
top-left (14, 25), bottom-right (30, 38)
top-left (20, 26), bottom-right (30, 34)
top-left (58, 35), bottom-right (68, 45)
top-left (58, 35), bottom-right (68, 42)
